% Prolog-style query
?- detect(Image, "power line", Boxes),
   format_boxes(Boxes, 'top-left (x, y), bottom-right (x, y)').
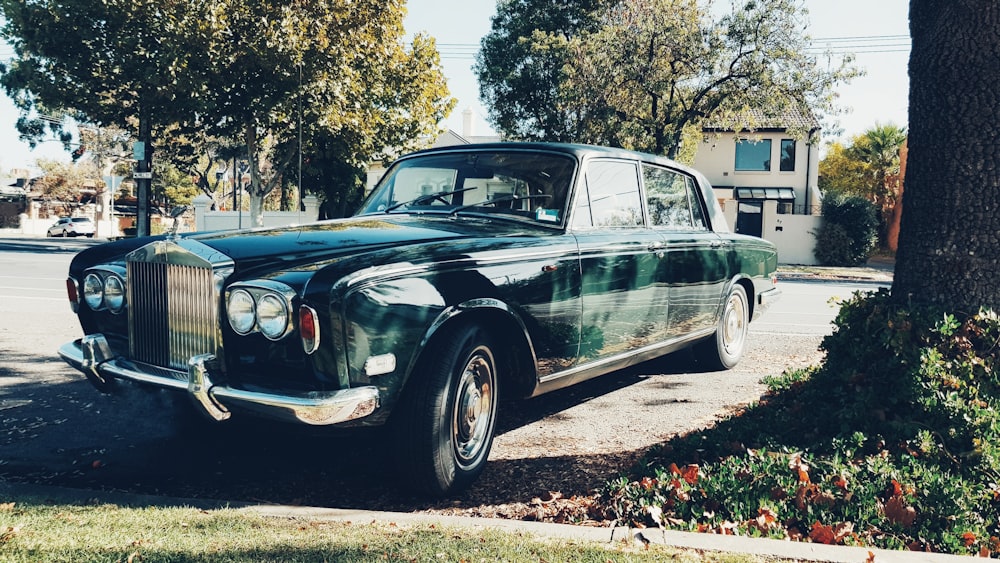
top-left (431, 34), bottom-right (912, 60)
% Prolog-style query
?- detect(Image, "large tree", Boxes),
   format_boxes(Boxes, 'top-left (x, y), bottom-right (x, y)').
top-left (1, 0), bottom-right (453, 229)
top-left (204, 0), bottom-right (453, 225)
top-left (475, 0), bottom-right (610, 143)
top-left (477, 0), bottom-right (858, 158)
top-left (893, 1), bottom-right (1000, 313)
top-left (0, 0), bottom-right (213, 234)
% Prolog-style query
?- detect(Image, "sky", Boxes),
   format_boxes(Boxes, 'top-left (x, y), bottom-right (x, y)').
top-left (0, 0), bottom-right (909, 174)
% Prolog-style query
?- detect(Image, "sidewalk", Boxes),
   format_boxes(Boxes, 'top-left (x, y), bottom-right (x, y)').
top-left (0, 480), bottom-right (969, 563)
top-left (778, 256), bottom-right (894, 284)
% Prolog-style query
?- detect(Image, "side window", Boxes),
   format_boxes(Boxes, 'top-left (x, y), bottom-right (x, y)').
top-left (642, 164), bottom-right (708, 231)
top-left (686, 176), bottom-right (708, 230)
top-left (582, 160), bottom-right (643, 228)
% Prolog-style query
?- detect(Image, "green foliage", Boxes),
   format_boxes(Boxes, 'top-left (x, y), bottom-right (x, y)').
top-left (813, 194), bottom-right (878, 266)
top-left (818, 123), bottom-right (907, 242)
top-left (818, 141), bottom-right (869, 196)
top-left (605, 290), bottom-right (1000, 555)
top-left (476, 0), bottom-right (609, 143)
top-left (477, 0), bottom-right (859, 158)
top-left (0, 0), bottom-right (212, 140)
top-left (152, 162), bottom-right (200, 208)
top-left (0, 0), bottom-right (454, 225)
top-left (31, 159), bottom-right (101, 205)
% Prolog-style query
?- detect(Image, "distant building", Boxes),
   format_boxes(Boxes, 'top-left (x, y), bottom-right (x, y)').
top-left (692, 110), bottom-right (823, 264)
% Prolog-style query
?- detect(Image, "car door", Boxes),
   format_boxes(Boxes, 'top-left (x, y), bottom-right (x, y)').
top-left (572, 158), bottom-right (671, 362)
top-left (641, 163), bottom-right (729, 336)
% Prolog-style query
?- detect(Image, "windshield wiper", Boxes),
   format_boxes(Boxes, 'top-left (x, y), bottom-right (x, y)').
top-left (383, 187), bottom-right (477, 213)
top-left (448, 194), bottom-right (552, 216)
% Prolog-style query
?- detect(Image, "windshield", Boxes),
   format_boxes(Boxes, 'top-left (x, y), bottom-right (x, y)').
top-left (357, 151), bottom-right (576, 227)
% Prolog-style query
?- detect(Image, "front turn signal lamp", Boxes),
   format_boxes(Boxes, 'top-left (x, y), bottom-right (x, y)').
top-left (298, 305), bottom-right (320, 354)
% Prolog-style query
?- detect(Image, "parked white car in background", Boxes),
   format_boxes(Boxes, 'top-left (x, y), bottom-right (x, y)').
top-left (47, 217), bottom-right (95, 238)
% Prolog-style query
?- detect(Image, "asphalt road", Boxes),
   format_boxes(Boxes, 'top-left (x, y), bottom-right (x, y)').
top-left (0, 236), bottom-right (888, 512)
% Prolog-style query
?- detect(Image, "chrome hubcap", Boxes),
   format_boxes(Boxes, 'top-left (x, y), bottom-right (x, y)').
top-left (722, 293), bottom-right (747, 355)
top-left (453, 353), bottom-right (494, 466)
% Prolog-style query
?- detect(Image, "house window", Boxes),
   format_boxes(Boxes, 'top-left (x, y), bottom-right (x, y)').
top-left (780, 139), bottom-right (796, 172)
top-left (734, 139), bottom-right (771, 171)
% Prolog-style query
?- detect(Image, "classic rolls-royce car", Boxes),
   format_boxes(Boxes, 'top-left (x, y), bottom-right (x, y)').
top-left (59, 142), bottom-right (779, 495)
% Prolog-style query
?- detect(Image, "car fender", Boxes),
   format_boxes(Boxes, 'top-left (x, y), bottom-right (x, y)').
top-left (407, 297), bottom-right (540, 400)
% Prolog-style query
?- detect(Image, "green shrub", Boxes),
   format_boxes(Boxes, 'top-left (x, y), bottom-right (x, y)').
top-left (813, 221), bottom-right (854, 266)
top-left (814, 194), bottom-right (879, 266)
top-left (605, 290), bottom-right (1000, 555)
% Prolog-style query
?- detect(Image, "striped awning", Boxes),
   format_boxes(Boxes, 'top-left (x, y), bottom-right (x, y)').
top-left (734, 187), bottom-right (796, 201)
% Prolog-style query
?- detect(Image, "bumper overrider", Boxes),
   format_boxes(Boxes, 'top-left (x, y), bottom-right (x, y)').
top-left (59, 334), bottom-right (380, 426)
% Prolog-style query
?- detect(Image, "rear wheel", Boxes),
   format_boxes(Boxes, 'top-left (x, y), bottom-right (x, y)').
top-left (696, 284), bottom-right (749, 370)
top-left (395, 323), bottom-right (499, 496)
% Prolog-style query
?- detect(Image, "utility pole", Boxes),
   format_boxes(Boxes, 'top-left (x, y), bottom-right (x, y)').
top-left (135, 105), bottom-right (153, 237)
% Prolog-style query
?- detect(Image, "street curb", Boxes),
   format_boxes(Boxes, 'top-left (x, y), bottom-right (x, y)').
top-left (0, 480), bottom-right (970, 563)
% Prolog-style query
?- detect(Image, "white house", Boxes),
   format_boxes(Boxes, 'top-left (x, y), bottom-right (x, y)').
top-left (692, 111), bottom-right (823, 265)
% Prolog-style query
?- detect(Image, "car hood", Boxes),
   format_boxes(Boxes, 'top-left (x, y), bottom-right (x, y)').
top-left (187, 214), bottom-right (549, 275)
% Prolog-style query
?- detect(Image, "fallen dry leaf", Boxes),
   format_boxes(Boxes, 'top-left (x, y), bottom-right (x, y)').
top-left (810, 521), bottom-right (836, 544)
top-left (0, 526), bottom-right (19, 544)
top-left (884, 496), bottom-right (917, 528)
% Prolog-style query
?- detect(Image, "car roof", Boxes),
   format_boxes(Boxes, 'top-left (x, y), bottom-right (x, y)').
top-left (402, 141), bottom-right (688, 170)
top-left (388, 141), bottom-right (730, 234)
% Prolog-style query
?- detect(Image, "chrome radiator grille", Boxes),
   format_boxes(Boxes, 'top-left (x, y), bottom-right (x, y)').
top-left (126, 242), bottom-right (224, 371)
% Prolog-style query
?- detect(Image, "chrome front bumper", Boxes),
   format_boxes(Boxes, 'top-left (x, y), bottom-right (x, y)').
top-left (59, 334), bottom-right (380, 426)
top-left (753, 286), bottom-right (782, 320)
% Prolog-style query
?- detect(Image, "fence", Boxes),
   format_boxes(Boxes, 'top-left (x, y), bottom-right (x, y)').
top-left (190, 194), bottom-right (321, 232)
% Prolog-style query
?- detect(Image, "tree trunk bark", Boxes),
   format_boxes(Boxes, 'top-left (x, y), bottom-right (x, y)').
top-left (244, 122), bottom-right (265, 228)
top-left (893, 1), bottom-right (1000, 313)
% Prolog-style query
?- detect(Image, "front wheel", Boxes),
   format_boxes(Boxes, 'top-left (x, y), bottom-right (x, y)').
top-left (695, 284), bottom-right (749, 370)
top-left (395, 324), bottom-right (499, 496)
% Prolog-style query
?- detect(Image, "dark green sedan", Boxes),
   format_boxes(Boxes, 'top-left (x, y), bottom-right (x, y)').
top-left (59, 142), bottom-right (779, 496)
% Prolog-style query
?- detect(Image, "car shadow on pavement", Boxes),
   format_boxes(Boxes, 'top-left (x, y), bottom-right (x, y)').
top-left (0, 344), bottom-right (718, 512)
top-left (495, 348), bottom-right (703, 434)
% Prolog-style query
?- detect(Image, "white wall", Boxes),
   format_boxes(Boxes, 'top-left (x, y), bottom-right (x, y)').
top-left (192, 195), bottom-right (320, 232)
top-left (721, 200), bottom-right (820, 265)
top-left (763, 209), bottom-right (822, 265)
top-left (5, 216), bottom-right (119, 238)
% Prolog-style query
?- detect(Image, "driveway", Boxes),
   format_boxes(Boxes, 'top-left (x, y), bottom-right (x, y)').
top-left (0, 237), bottom-right (886, 514)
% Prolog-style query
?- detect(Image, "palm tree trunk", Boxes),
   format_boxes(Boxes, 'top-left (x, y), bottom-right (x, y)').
top-left (893, 1), bottom-right (1000, 313)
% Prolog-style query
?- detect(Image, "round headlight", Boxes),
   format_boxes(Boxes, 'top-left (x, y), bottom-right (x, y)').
top-left (104, 275), bottom-right (125, 313)
top-left (83, 273), bottom-right (104, 310)
top-left (227, 289), bottom-right (256, 334)
top-left (256, 293), bottom-right (289, 340)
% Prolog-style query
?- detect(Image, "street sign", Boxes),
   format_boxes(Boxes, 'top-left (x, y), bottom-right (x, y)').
top-left (133, 171), bottom-right (153, 179)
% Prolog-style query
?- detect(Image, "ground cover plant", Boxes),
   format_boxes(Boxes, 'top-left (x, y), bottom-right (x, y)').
top-left (605, 289), bottom-right (1000, 556)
